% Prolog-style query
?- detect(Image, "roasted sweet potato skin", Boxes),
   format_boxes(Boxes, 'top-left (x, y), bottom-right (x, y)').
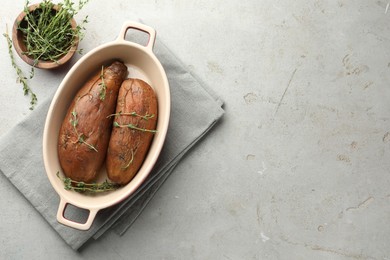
top-left (58, 61), bottom-right (128, 183)
top-left (106, 78), bottom-right (158, 185)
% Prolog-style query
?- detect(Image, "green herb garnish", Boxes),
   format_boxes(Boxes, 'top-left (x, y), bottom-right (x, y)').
top-left (113, 121), bottom-right (158, 133)
top-left (70, 110), bottom-right (98, 152)
top-left (107, 111), bottom-right (155, 121)
top-left (56, 172), bottom-right (120, 193)
top-left (3, 28), bottom-right (37, 110)
top-left (98, 66), bottom-right (107, 100)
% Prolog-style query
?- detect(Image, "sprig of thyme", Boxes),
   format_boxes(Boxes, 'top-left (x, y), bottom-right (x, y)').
top-left (113, 121), bottom-right (158, 133)
top-left (3, 29), bottom-right (37, 110)
top-left (122, 149), bottom-right (135, 169)
top-left (70, 110), bottom-right (98, 152)
top-left (98, 66), bottom-right (107, 100)
top-left (107, 111), bottom-right (155, 121)
top-left (56, 172), bottom-right (120, 193)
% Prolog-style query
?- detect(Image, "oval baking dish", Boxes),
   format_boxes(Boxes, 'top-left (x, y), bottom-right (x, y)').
top-left (42, 21), bottom-right (170, 230)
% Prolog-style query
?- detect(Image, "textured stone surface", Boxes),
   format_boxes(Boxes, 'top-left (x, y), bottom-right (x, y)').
top-left (1, 0), bottom-right (390, 259)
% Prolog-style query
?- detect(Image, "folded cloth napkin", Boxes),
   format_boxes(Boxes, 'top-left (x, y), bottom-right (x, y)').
top-left (0, 35), bottom-right (224, 250)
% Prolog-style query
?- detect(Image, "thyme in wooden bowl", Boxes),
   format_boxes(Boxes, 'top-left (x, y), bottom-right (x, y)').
top-left (3, 0), bottom-right (89, 110)
top-left (17, 0), bottom-right (89, 65)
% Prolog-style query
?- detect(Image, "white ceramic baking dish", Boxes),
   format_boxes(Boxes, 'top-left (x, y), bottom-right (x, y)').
top-left (42, 21), bottom-right (170, 230)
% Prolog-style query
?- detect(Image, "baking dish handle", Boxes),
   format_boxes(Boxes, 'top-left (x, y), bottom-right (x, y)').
top-left (56, 198), bottom-right (98, 230)
top-left (117, 21), bottom-right (156, 51)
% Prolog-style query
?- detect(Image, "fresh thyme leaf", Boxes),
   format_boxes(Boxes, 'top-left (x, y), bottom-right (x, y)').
top-left (78, 134), bottom-right (85, 142)
top-left (77, 181), bottom-right (85, 188)
top-left (30, 93), bottom-right (38, 109)
top-left (70, 110), bottom-right (78, 127)
top-left (29, 67), bottom-right (35, 79)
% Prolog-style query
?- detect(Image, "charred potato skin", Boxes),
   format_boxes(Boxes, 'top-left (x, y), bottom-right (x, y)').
top-left (58, 61), bottom-right (128, 183)
top-left (106, 78), bottom-right (158, 185)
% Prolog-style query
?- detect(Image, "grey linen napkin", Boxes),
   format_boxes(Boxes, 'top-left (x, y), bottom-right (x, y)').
top-left (0, 37), bottom-right (224, 250)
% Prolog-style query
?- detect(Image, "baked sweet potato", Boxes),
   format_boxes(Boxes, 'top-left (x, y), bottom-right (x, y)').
top-left (58, 61), bottom-right (128, 183)
top-left (106, 78), bottom-right (158, 185)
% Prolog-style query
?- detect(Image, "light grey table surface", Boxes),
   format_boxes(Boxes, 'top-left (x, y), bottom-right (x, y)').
top-left (1, 1), bottom-right (390, 259)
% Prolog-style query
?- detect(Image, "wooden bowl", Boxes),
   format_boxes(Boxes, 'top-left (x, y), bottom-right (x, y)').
top-left (12, 3), bottom-right (78, 70)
